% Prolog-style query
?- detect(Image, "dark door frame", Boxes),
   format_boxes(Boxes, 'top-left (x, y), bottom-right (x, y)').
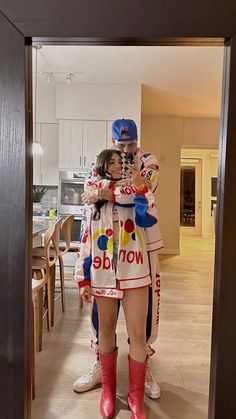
top-left (1, 6), bottom-right (236, 419)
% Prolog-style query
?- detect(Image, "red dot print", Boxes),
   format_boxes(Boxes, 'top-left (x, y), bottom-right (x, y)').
top-left (124, 219), bottom-right (134, 233)
top-left (106, 228), bottom-right (113, 236)
top-left (82, 228), bottom-right (88, 243)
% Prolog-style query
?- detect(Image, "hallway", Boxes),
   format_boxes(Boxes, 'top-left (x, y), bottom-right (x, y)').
top-left (32, 236), bottom-right (214, 419)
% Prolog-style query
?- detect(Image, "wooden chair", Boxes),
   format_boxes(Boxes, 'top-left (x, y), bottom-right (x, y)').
top-left (33, 215), bottom-right (75, 325)
top-left (31, 223), bottom-right (56, 399)
top-left (60, 215), bottom-right (83, 310)
top-left (32, 219), bottom-right (61, 336)
top-left (57, 214), bottom-right (74, 312)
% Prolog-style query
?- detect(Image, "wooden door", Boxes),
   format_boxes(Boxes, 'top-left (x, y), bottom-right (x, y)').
top-left (0, 12), bottom-right (32, 419)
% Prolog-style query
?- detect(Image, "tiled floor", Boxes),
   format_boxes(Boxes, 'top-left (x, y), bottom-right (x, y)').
top-left (32, 236), bottom-right (214, 419)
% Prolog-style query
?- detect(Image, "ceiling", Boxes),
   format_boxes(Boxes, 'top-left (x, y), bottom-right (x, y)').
top-left (35, 45), bottom-right (224, 118)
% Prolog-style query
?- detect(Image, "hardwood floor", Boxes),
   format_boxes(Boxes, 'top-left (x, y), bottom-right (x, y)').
top-left (32, 236), bottom-right (215, 419)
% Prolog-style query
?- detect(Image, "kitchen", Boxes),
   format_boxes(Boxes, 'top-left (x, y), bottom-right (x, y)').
top-left (32, 45), bottom-right (222, 251)
top-left (32, 46), bottom-right (143, 246)
top-left (2, 3), bottom-right (236, 417)
top-left (31, 44), bottom-right (222, 418)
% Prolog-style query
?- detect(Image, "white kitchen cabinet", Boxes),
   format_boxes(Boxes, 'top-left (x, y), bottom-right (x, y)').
top-left (33, 123), bottom-right (59, 186)
top-left (59, 120), bottom-right (83, 169)
top-left (40, 124), bottom-right (59, 185)
top-left (59, 120), bottom-right (107, 170)
top-left (33, 123), bottom-right (41, 185)
top-left (83, 121), bottom-right (107, 169)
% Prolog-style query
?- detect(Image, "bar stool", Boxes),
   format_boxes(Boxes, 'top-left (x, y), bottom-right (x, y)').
top-left (31, 223), bottom-right (57, 398)
top-left (33, 215), bottom-right (74, 325)
top-left (32, 218), bottom-right (61, 334)
top-left (57, 214), bottom-right (74, 312)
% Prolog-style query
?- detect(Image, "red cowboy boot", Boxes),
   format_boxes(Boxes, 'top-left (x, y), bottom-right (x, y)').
top-left (128, 355), bottom-right (147, 419)
top-left (99, 348), bottom-right (118, 418)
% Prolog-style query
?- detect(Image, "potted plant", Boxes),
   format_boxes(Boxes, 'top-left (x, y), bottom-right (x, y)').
top-left (33, 185), bottom-right (48, 214)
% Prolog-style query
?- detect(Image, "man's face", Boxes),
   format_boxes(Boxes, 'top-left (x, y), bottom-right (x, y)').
top-left (112, 138), bottom-right (138, 154)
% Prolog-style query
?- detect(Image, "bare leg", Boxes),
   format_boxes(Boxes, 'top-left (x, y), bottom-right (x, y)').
top-left (122, 286), bottom-right (149, 362)
top-left (95, 297), bottom-right (118, 353)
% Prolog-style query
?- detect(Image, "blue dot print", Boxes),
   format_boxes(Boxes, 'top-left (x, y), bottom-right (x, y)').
top-left (97, 235), bottom-right (109, 250)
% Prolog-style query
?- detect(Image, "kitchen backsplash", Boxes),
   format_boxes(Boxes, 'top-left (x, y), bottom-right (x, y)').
top-left (38, 186), bottom-right (58, 211)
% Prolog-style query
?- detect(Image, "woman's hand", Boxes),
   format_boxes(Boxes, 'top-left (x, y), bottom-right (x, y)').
top-left (82, 189), bottom-right (100, 205)
top-left (131, 168), bottom-right (145, 187)
top-left (80, 285), bottom-right (92, 303)
top-left (82, 188), bottom-right (112, 204)
top-left (115, 167), bottom-right (145, 188)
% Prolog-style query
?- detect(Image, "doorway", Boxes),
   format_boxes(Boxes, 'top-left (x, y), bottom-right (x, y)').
top-left (30, 44), bottom-right (222, 419)
top-left (180, 158), bottom-right (202, 236)
top-left (2, 6), bottom-right (236, 416)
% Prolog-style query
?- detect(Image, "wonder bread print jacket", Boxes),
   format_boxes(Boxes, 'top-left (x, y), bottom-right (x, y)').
top-left (74, 150), bottom-right (163, 299)
top-left (80, 148), bottom-right (163, 251)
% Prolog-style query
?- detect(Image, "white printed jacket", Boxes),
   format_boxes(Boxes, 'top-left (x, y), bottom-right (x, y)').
top-left (74, 177), bottom-right (163, 299)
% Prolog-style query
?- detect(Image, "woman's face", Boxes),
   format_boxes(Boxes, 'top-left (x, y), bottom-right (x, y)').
top-left (107, 152), bottom-right (122, 179)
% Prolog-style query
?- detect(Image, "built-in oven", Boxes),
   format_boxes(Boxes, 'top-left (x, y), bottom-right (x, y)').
top-left (58, 170), bottom-right (87, 219)
top-left (58, 170), bottom-right (87, 246)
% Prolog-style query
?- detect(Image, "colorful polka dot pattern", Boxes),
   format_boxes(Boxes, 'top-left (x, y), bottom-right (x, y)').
top-left (121, 218), bottom-right (143, 248)
top-left (92, 228), bottom-right (113, 255)
top-left (89, 219), bottom-right (143, 253)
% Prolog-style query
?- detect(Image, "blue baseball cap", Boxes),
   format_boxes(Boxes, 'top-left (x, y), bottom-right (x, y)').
top-left (112, 118), bottom-right (138, 142)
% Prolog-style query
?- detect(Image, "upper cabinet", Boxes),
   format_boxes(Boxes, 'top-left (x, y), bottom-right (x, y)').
top-left (33, 123), bottom-right (59, 186)
top-left (59, 120), bottom-right (107, 170)
top-left (83, 121), bottom-right (107, 169)
top-left (59, 120), bottom-right (83, 169)
top-left (33, 123), bottom-right (41, 185)
top-left (41, 124), bottom-right (59, 185)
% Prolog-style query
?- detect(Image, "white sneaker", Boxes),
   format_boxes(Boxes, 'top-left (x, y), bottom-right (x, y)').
top-left (144, 366), bottom-right (161, 399)
top-left (73, 360), bottom-right (102, 393)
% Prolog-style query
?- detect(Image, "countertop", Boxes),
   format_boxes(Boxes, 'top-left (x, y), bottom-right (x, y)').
top-left (33, 216), bottom-right (57, 237)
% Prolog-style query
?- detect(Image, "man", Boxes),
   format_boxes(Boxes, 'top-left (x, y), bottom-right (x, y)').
top-left (73, 118), bottom-right (162, 399)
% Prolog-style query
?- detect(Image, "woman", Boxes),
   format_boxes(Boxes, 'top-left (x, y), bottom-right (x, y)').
top-left (75, 149), bottom-right (158, 419)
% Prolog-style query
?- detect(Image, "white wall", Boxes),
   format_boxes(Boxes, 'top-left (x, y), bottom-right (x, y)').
top-left (141, 116), bottom-right (220, 254)
top-left (35, 79), bottom-right (57, 123)
top-left (56, 82), bottom-right (141, 134)
top-left (182, 118), bottom-right (220, 148)
top-left (141, 116), bottom-right (182, 254)
top-left (35, 80), bottom-right (141, 135)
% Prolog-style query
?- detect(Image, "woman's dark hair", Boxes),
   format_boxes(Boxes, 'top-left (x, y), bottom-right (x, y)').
top-left (92, 149), bottom-right (121, 220)
top-left (95, 149), bottom-right (121, 179)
